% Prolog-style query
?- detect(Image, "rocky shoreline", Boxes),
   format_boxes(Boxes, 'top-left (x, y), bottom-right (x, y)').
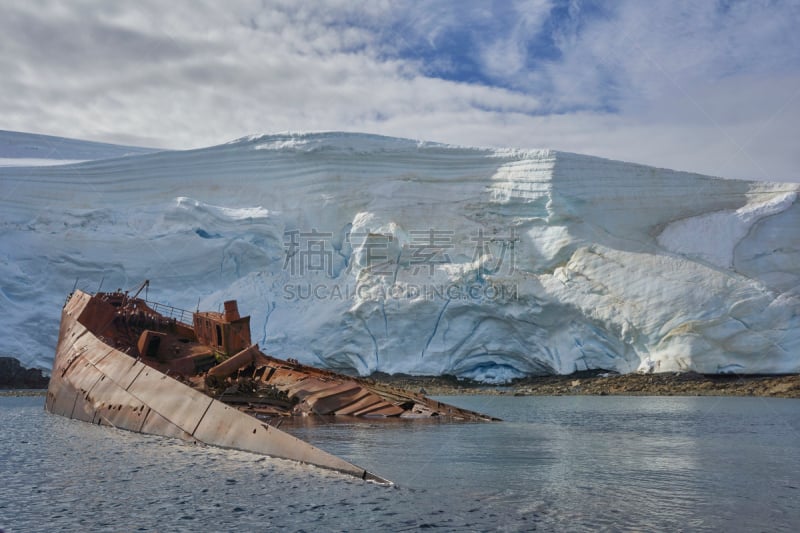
top-left (370, 370), bottom-right (800, 399)
top-left (3, 357), bottom-right (799, 399)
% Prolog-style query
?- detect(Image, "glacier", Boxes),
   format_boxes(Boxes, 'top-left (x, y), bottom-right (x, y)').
top-left (0, 129), bottom-right (158, 167)
top-left (0, 131), bottom-right (798, 381)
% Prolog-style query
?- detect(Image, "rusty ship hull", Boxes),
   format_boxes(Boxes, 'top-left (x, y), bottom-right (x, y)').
top-left (46, 287), bottom-right (495, 484)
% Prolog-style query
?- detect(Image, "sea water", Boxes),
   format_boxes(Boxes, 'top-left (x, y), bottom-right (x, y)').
top-left (1, 394), bottom-right (798, 532)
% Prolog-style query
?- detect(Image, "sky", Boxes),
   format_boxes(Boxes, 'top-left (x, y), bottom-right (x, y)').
top-left (1, 0), bottom-right (799, 181)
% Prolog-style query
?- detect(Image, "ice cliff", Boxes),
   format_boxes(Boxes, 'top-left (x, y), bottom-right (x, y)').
top-left (1, 131), bottom-right (798, 381)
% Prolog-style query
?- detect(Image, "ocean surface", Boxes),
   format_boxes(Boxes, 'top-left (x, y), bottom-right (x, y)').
top-left (1, 394), bottom-right (798, 532)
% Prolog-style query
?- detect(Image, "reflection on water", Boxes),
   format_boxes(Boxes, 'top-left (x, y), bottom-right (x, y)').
top-left (1, 395), bottom-right (798, 532)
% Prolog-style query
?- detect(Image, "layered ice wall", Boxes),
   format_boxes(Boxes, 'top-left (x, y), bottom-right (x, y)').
top-left (0, 129), bottom-right (158, 166)
top-left (1, 132), bottom-right (798, 380)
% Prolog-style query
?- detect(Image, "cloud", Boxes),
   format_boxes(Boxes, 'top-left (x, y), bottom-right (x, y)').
top-left (0, 0), bottom-right (798, 181)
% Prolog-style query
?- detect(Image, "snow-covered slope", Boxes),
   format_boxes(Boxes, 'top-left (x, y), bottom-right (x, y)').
top-left (0, 130), bottom-right (159, 166)
top-left (1, 131), bottom-right (798, 380)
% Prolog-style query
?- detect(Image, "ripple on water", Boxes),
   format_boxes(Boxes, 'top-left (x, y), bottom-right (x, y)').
top-left (1, 395), bottom-right (799, 532)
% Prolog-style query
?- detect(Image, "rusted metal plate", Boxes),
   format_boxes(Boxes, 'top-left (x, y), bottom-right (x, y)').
top-left (53, 323), bottom-right (85, 364)
top-left (303, 383), bottom-right (366, 415)
top-left (139, 408), bottom-right (193, 440)
top-left (75, 294), bottom-right (117, 335)
top-left (46, 379), bottom-right (80, 418)
top-left (88, 375), bottom-right (149, 430)
top-left (192, 399), bottom-right (382, 481)
top-left (126, 368), bottom-right (214, 433)
top-left (333, 394), bottom-right (384, 416)
top-left (265, 367), bottom-right (306, 387)
top-left (354, 403), bottom-right (405, 417)
top-left (63, 290), bottom-right (91, 317)
top-left (91, 351), bottom-right (147, 391)
top-left (67, 332), bottom-right (110, 366)
top-left (64, 360), bottom-right (106, 423)
top-left (284, 377), bottom-right (336, 399)
top-left (206, 344), bottom-right (260, 378)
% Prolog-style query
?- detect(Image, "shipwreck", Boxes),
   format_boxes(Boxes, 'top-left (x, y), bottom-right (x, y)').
top-left (46, 281), bottom-right (495, 484)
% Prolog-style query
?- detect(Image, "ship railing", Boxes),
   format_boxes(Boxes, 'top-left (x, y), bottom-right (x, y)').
top-left (146, 300), bottom-right (194, 327)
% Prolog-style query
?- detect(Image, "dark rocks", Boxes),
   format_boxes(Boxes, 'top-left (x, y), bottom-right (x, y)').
top-left (371, 371), bottom-right (800, 398)
top-left (0, 357), bottom-right (49, 389)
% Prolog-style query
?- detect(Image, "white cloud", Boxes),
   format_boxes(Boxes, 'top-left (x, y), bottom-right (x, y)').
top-left (0, 0), bottom-right (798, 181)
